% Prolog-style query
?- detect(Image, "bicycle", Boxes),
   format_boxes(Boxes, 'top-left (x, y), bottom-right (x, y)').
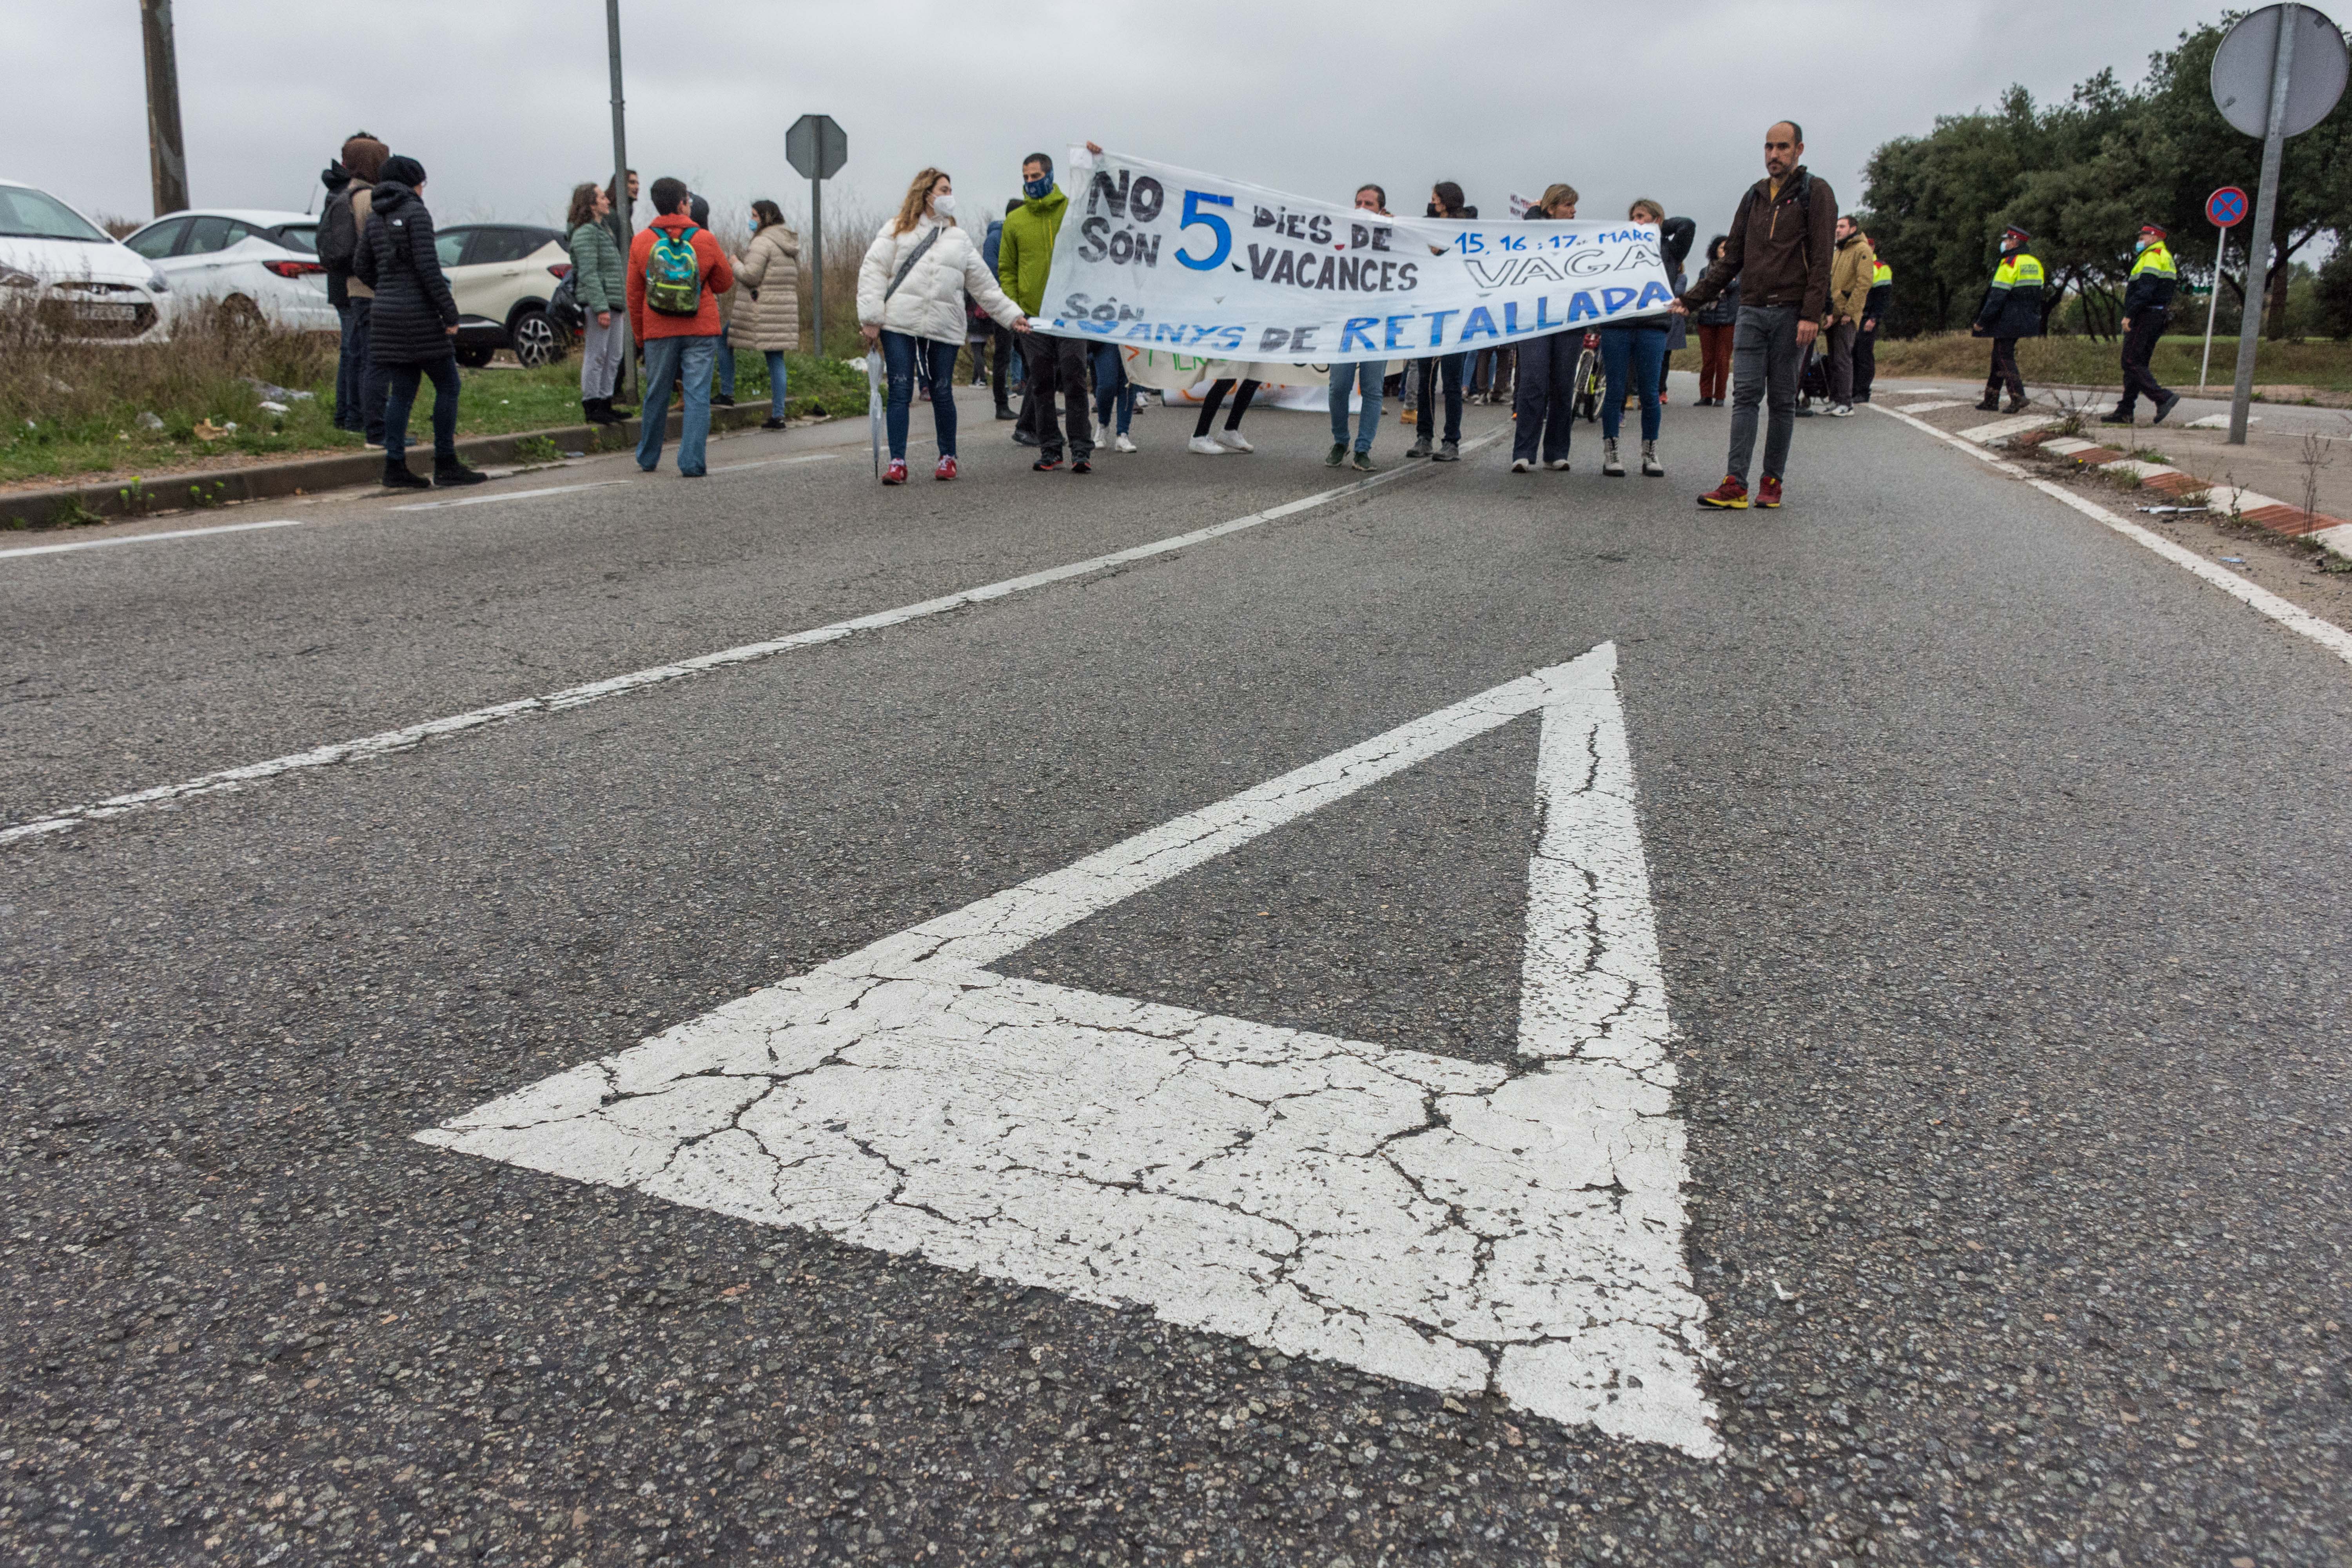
top-left (1570, 330), bottom-right (1604, 423)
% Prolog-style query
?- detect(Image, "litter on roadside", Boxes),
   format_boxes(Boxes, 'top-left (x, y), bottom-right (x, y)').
top-left (2220, 556), bottom-right (2247, 564)
top-left (2136, 504), bottom-right (2210, 515)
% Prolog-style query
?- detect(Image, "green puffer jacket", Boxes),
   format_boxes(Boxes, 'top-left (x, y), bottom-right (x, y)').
top-left (567, 219), bottom-right (627, 315)
top-left (996, 186), bottom-right (1068, 317)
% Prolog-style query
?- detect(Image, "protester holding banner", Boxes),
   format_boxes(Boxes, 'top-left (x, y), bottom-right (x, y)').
top-left (1406, 182), bottom-right (1472, 462)
top-left (857, 167), bottom-right (1029, 485)
top-left (1325, 183), bottom-right (1393, 472)
top-left (999, 151), bottom-right (1094, 472)
top-left (1597, 198), bottom-right (1675, 478)
top-left (1509, 184), bottom-right (1583, 475)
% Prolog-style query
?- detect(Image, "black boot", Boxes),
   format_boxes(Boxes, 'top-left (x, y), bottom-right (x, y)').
top-left (434, 457), bottom-right (488, 487)
top-left (590, 399), bottom-right (625, 426)
top-left (2004, 394), bottom-right (2029, 414)
top-left (581, 399), bottom-right (600, 425)
top-left (382, 457), bottom-right (430, 490)
top-left (1975, 392), bottom-right (2001, 412)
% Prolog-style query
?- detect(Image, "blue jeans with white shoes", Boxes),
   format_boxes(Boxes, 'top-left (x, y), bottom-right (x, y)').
top-left (636, 334), bottom-right (717, 475)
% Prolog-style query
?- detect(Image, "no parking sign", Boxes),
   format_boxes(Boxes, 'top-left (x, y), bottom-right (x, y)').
top-left (2207, 186), bottom-right (2249, 227)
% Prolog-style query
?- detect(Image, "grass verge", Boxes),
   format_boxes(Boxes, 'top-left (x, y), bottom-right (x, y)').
top-left (1871, 332), bottom-right (2352, 392)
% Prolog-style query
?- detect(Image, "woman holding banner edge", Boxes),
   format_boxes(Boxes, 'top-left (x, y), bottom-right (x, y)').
top-left (1508, 184), bottom-right (1581, 475)
top-left (1595, 198), bottom-right (1676, 478)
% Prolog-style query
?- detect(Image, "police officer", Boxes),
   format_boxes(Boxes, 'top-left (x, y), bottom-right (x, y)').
top-left (1972, 225), bottom-right (2042, 413)
top-left (2103, 223), bottom-right (2181, 426)
top-left (1853, 241), bottom-right (1891, 403)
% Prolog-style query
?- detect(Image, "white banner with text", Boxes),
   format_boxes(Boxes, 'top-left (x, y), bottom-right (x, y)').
top-left (1035, 151), bottom-right (1674, 364)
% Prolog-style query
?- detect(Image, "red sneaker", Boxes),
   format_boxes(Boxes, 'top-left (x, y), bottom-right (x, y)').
top-left (935, 455), bottom-right (958, 481)
top-left (1757, 475), bottom-right (1783, 508)
top-left (1695, 474), bottom-right (1748, 510)
top-left (882, 459), bottom-right (908, 486)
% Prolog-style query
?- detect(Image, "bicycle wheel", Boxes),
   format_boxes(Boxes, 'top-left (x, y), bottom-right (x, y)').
top-left (1572, 348), bottom-right (1600, 422)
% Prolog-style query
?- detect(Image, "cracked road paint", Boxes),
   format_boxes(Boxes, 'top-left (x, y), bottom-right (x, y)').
top-left (419, 642), bottom-right (1720, 1457)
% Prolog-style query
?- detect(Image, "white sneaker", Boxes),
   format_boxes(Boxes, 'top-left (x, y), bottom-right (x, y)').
top-left (1113, 432), bottom-right (1138, 453)
top-left (1828, 403), bottom-right (1855, 418)
top-left (1510, 457), bottom-right (1532, 474)
top-left (1213, 428), bottom-right (1254, 453)
top-left (1547, 458), bottom-right (1571, 471)
top-left (1187, 434), bottom-right (1224, 455)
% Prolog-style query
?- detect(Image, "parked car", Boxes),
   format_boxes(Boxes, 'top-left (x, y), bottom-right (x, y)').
top-left (120, 208), bottom-right (334, 332)
top-left (0, 178), bottom-right (172, 342)
top-left (434, 224), bottom-right (572, 367)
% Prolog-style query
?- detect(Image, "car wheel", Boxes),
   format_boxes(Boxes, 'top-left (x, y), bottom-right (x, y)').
top-left (509, 310), bottom-right (564, 369)
top-left (453, 343), bottom-right (495, 368)
top-left (216, 294), bottom-right (265, 334)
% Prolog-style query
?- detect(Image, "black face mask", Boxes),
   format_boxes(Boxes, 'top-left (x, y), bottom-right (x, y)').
top-left (1426, 202), bottom-right (1442, 217)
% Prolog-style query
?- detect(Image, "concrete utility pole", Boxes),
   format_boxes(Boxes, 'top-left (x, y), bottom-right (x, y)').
top-left (2227, 8), bottom-right (2298, 444)
top-left (605, 0), bottom-right (635, 406)
top-left (138, 0), bottom-right (189, 216)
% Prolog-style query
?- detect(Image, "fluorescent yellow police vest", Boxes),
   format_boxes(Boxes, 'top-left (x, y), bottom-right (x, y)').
top-left (2130, 241), bottom-right (2176, 281)
top-left (1872, 260), bottom-right (1892, 287)
top-left (1993, 252), bottom-right (2043, 289)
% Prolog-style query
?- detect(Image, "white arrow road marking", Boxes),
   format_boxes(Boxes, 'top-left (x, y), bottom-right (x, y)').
top-left (419, 643), bottom-right (1719, 1455)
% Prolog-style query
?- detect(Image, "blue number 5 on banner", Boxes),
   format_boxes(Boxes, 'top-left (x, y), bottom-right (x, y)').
top-left (1177, 191), bottom-right (1233, 271)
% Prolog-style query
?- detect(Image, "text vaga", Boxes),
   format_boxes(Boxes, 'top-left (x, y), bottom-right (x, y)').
top-left (1248, 247), bottom-right (1420, 294)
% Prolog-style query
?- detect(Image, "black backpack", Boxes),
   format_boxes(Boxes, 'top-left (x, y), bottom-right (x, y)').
top-left (317, 187), bottom-right (360, 272)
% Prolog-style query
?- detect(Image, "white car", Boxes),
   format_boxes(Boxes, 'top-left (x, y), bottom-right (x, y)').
top-left (0, 178), bottom-right (171, 342)
top-left (121, 207), bottom-right (335, 332)
top-left (433, 224), bottom-right (572, 367)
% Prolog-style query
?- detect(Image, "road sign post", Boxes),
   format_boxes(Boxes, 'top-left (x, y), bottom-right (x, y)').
top-left (785, 115), bottom-right (849, 357)
top-left (2199, 186), bottom-right (2247, 392)
top-left (2210, 4), bottom-right (2351, 443)
top-left (605, 0), bottom-right (635, 408)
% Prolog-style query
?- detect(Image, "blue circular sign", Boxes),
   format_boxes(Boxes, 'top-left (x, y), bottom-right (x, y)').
top-left (2207, 186), bottom-right (2249, 227)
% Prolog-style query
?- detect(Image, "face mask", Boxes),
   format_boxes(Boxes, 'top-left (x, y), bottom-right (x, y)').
top-left (1426, 202), bottom-right (1441, 218)
top-left (931, 192), bottom-right (955, 219)
top-left (1023, 175), bottom-right (1052, 201)
top-left (2134, 236), bottom-right (2149, 252)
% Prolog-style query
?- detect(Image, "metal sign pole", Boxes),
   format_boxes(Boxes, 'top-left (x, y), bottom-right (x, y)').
top-left (605, 0), bottom-right (635, 409)
top-left (2227, 5), bottom-right (2300, 445)
top-left (2200, 228), bottom-right (2228, 392)
top-left (811, 175), bottom-right (824, 359)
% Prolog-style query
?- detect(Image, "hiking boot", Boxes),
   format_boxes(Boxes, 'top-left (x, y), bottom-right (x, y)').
top-left (1325, 442), bottom-right (1348, 467)
top-left (1014, 428), bottom-right (1040, 447)
top-left (1188, 435), bottom-right (1224, 456)
top-left (382, 459), bottom-right (430, 490)
top-left (934, 455), bottom-right (958, 481)
top-left (1213, 428), bottom-right (1254, 453)
top-left (883, 459), bottom-right (908, 485)
top-left (2154, 391), bottom-right (2181, 425)
top-left (1113, 432), bottom-right (1138, 453)
top-left (1696, 475), bottom-right (1748, 510)
top-left (1641, 440), bottom-right (1662, 477)
top-left (1433, 440), bottom-right (1460, 463)
top-left (995, 405), bottom-right (1016, 421)
top-left (434, 460), bottom-right (488, 486)
top-left (1032, 456), bottom-right (1063, 472)
top-left (711, 394), bottom-right (735, 407)
top-left (580, 399), bottom-right (601, 425)
top-left (1071, 459), bottom-right (1093, 474)
top-left (1407, 435), bottom-right (1433, 459)
top-left (1975, 395), bottom-right (2002, 412)
top-left (760, 416), bottom-right (789, 430)
top-left (2004, 395), bottom-right (2030, 414)
top-left (1757, 475), bottom-right (1784, 508)
top-left (1350, 450), bottom-right (1376, 473)
top-left (1602, 438), bottom-right (1624, 477)
top-left (2100, 409), bottom-right (2134, 425)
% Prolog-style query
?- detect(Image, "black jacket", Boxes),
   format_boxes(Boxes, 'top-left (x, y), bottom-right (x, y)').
top-left (353, 181), bottom-right (460, 365)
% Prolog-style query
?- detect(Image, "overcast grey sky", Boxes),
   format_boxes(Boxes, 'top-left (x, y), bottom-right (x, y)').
top-left (5, 1), bottom-right (2232, 238)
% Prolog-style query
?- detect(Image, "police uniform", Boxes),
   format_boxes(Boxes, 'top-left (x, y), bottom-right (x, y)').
top-left (1853, 255), bottom-right (1892, 402)
top-left (2107, 225), bottom-right (2180, 425)
top-left (1973, 226), bottom-right (2043, 411)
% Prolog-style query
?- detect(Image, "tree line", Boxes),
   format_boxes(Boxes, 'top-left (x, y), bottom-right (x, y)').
top-left (1858, 16), bottom-right (2352, 340)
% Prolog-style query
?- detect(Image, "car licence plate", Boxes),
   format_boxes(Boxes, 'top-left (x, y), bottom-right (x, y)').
top-left (72, 302), bottom-right (139, 321)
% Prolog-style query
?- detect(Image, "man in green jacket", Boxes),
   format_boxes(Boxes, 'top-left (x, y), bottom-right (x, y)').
top-left (998, 151), bottom-right (1093, 471)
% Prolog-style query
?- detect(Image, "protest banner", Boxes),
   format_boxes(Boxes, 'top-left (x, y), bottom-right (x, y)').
top-left (1035, 150), bottom-right (1673, 365)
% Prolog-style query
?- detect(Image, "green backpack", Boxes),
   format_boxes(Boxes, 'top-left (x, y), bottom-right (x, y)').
top-left (644, 224), bottom-right (703, 316)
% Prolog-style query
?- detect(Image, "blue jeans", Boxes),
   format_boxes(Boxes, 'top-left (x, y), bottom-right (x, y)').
top-left (1599, 324), bottom-right (1668, 441)
top-left (637, 333), bottom-right (717, 475)
top-left (716, 343), bottom-right (737, 399)
top-left (882, 331), bottom-right (959, 459)
top-left (1089, 343), bottom-right (1133, 436)
top-left (1329, 361), bottom-right (1383, 451)
top-left (339, 298), bottom-right (387, 441)
top-left (763, 351), bottom-right (788, 418)
top-left (382, 353), bottom-right (461, 466)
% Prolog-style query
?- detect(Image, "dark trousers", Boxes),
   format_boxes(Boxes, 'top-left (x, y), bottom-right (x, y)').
top-left (1021, 333), bottom-right (1093, 460)
top-left (1727, 305), bottom-right (1802, 484)
top-left (1697, 322), bottom-right (1734, 401)
top-left (2118, 312), bottom-right (2171, 412)
top-left (383, 354), bottom-right (462, 468)
top-left (341, 298), bottom-right (388, 441)
top-left (1192, 378), bottom-right (1257, 435)
top-left (1852, 323), bottom-right (1879, 401)
top-left (1410, 353), bottom-right (1465, 444)
top-left (1985, 338), bottom-right (2024, 401)
top-left (1511, 333), bottom-right (1579, 464)
top-left (988, 324), bottom-right (1013, 406)
top-left (1824, 320), bottom-right (1858, 406)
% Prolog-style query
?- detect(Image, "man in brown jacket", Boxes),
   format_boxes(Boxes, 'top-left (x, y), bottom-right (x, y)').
top-left (1673, 120), bottom-right (1837, 510)
top-left (1823, 216), bottom-right (1876, 417)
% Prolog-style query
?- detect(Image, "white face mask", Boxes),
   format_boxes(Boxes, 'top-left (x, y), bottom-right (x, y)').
top-left (931, 192), bottom-right (956, 220)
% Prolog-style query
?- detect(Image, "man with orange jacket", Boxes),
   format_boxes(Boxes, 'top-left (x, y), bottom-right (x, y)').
top-left (626, 176), bottom-right (736, 477)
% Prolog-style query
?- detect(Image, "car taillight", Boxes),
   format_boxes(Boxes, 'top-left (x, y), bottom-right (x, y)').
top-left (263, 259), bottom-right (325, 278)
top-left (548, 263), bottom-right (572, 278)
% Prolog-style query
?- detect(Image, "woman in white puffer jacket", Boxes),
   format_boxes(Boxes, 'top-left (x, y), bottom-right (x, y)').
top-left (858, 167), bottom-right (1030, 484)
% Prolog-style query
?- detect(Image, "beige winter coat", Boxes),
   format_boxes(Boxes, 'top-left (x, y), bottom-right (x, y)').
top-left (728, 223), bottom-right (802, 353)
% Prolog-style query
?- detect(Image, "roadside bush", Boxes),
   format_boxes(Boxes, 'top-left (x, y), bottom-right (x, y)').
top-left (0, 294), bottom-right (332, 436)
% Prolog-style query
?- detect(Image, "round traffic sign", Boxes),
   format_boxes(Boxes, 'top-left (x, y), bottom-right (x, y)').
top-left (2210, 4), bottom-right (2350, 140)
top-left (2208, 185), bottom-right (2250, 226)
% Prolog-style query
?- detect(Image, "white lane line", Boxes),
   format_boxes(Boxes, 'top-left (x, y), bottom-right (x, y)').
top-left (3, 426), bottom-right (1510, 845)
top-left (422, 643), bottom-right (1721, 1457)
top-left (1887, 399), bottom-right (1973, 414)
top-left (708, 452), bottom-right (842, 475)
top-left (1955, 414), bottom-right (2055, 445)
top-left (1872, 403), bottom-right (2352, 668)
top-left (391, 480), bottom-right (631, 512)
top-left (0, 518), bottom-right (303, 559)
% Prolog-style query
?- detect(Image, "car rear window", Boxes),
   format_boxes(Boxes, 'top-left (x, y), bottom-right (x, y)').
top-left (435, 230), bottom-right (470, 268)
top-left (0, 185), bottom-right (109, 242)
top-left (274, 224), bottom-right (318, 255)
top-left (182, 216), bottom-right (260, 255)
top-left (125, 218), bottom-right (188, 260)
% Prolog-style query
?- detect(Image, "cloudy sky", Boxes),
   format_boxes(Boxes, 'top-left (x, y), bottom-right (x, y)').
top-left (7, 0), bottom-right (2232, 238)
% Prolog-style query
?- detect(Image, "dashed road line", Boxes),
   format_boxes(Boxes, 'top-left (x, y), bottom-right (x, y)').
top-left (2, 427), bottom-right (1508, 845)
top-left (1873, 403), bottom-right (2352, 668)
top-left (0, 517), bottom-right (304, 559)
top-left (391, 480), bottom-right (632, 512)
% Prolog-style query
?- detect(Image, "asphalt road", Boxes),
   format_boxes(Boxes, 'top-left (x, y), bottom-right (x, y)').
top-left (4, 380), bottom-right (2348, 1568)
